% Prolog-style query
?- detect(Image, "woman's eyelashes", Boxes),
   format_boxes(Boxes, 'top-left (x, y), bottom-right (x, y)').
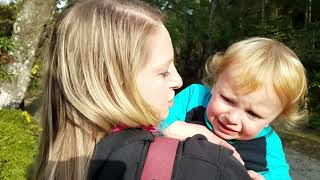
top-left (160, 71), bottom-right (170, 78)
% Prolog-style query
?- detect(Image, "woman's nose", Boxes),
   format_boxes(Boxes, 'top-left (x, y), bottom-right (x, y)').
top-left (169, 65), bottom-right (183, 90)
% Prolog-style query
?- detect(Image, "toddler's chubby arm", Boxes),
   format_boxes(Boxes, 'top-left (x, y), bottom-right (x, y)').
top-left (248, 170), bottom-right (266, 180)
top-left (163, 121), bottom-right (225, 144)
top-left (163, 121), bottom-right (244, 165)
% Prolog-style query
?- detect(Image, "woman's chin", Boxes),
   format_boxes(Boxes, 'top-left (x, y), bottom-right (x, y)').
top-left (159, 111), bottom-right (169, 121)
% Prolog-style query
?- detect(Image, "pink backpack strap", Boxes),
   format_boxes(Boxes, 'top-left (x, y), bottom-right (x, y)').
top-left (140, 136), bottom-right (179, 180)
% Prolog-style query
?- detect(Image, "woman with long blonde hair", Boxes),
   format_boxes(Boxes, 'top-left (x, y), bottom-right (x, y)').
top-left (34, 0), bottom-right (250, 179)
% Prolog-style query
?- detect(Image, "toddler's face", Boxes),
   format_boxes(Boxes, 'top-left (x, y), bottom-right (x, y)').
top-left (206, 66), bottom-right (283, 140)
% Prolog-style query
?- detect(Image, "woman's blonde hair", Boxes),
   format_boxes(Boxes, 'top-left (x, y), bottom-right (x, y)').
top-left (205, 37), bottom-right (307, 129)
top-left (34, 0), bottom-right (163, 179)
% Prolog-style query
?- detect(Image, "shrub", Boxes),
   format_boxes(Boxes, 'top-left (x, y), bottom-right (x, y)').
top-left (26, 63), bottom-right (42, 97)
top-left (0, 37), bottom-right (16, 83)
top-left (308, 113), bottom-right (320, 130)
top-left (0, 109), bottom-right (40, 180)
top-left (0, 37), bottom-right (14, 53)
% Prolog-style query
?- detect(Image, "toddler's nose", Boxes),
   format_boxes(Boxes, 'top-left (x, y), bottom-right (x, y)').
top-left (226, 110), bottom-right (241, 125)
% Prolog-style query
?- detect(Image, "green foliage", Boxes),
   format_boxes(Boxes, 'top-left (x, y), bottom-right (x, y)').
top-left (26, 63), bottom-right (42, 97)
top-left (0, 35), bottom-right (15, 84)
top-left (0, 1), bottom-right (19, 83)
top-left (0, 1), bottom-right (21, 37)
top-left (0, 36), bottom-right (14, 53)
top-left (0, 37), bottom-right (16, 83)
top-left (308, 113), bottom-right (320, 129)
top-left (309, 70), bottom-right (320, 89)
top-left (0, 109), bottom-right (40, 180)
top-left (0, 65), bottom-right (15, 82)
top-left (308, 70), bottom-right (320, 129)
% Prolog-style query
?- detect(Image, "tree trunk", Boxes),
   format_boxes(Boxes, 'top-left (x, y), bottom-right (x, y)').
top-left (274, 7), bottom-right (279, 36)
top-left (207, 0), bottom-right (217, 56)
top-left (261, 0), bottom-right (265, 25)
top-left (305, 0), bottom-right (312, 27)
top-left (304, 0), bottom-right (313, 48)
top-left (0, 0), bottom-right (57, 108)
top-left (239, 0), bottom-right (245, 36)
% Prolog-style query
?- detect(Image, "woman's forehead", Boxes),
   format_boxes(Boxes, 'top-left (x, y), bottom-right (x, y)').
top-left (144, 25), bottom-right (174, 68)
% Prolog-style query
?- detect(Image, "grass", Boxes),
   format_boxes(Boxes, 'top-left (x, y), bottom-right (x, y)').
top-left (0, 109), bottom-right (40, 180)
top-left (279, 125), bottom-right (320, 161)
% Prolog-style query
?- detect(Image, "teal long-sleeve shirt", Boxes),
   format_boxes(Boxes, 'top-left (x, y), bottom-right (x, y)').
top-left (160, 84), bottom-right (291, 180)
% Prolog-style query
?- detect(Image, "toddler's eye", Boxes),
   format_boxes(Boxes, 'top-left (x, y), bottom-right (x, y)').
top-left (221, 95), bottom-right (233, 104)
top-left (247, 110), bottom-right (262, 119)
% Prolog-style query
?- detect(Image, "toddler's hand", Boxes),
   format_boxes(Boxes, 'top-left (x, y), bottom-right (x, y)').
top-left (207, 135), bottom-right (244, 165)
top-left (163, 121), bottom-right (244, 165)
top-left (247, 170), bottom-right (265, 180)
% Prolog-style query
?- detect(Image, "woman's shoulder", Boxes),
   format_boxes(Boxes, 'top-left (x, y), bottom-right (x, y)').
top-left (88, 129), bottom-right (250, 180)
top-left (175, 134), bottom-right (250, 180)
top-left (88, 129), bottom-right (153, 180)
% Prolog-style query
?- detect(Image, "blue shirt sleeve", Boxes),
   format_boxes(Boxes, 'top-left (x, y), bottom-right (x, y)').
top-left (159, 84), bottom-right (211, 130)
top-left (262, 130), bottom-right (291, 180)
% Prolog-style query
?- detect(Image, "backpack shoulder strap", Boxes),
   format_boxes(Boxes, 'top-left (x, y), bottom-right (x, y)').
top-left (140, 136), bottom-right (179, 180)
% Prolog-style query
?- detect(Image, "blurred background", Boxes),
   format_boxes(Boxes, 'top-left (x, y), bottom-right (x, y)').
top-left (0, 0), bottom-right (319, 179)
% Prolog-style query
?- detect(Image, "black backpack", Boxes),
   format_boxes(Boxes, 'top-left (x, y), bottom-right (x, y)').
top-left (88, 128), bottom-right (251, 180)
